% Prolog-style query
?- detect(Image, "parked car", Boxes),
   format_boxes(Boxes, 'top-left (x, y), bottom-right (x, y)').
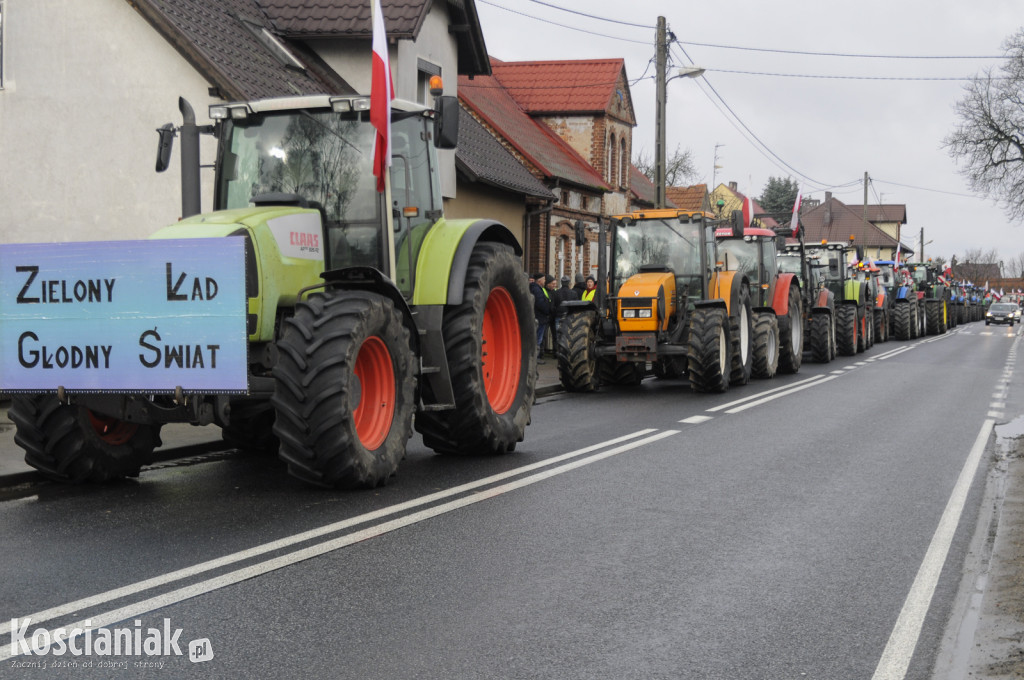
top-left (986, 302), bottom-right (1018, 326)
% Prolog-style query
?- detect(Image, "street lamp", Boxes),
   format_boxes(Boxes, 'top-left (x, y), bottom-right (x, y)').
top-left (654, 16), bottom-right (704, 208)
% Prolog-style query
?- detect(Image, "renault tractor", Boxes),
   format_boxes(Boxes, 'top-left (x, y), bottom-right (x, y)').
top-left (5, 90), bottom-right (536, 488)
top-left (714, 222), bottom-right (803, 378)
top-left (556, 209), bottom-right (754, 394)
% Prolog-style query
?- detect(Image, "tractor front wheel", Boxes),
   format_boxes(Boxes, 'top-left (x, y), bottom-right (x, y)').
top-left (728, 286), bottom-right (754, 386)
top-left (10, 396), bottom-right (161, 482)
top-left (777, 284), bottom-right (803, 373)
top-left (272, 291), bottom-right (415, 488)
top-left (415, 242), bottom-right (535, 456)
top-left (752, 312), bottom-right (779, 379)
top-left (687, 306), bottom-right (731, 393)
top-left (809, 312), bottom-right (831, 363)
top-left (557, 311), bottom-right (600, 392)
top-left (836, 304), bottom-right (858, 356)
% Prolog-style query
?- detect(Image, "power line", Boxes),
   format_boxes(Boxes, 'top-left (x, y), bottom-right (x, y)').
top-left (477, 0), bottom-right (649, 44)
top-left (671, 42), bottom-right (837, 190)
top-left (521, 0), bottom-right (654, 29)
top-left (678, 39), bottom-right (1003, 60)
top-left (706, 68), bottom-right (1001, 81)
top-left (872, 178), bottom-right (982, 199)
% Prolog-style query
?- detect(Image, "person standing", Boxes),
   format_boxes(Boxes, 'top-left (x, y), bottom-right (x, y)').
top-left (581, 275), bottom-right (597, 302)
top-left (544, 275), bottom-right (559, 356)
top-left (573, 274), bottom-right (587, 297)
top-left (530, 273), bottom-right (552, 362)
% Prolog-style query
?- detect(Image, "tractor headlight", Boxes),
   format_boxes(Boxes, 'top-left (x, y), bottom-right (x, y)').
top-left (638, 309), bottom-right (653, 318)
top-left (622, 309), bottom-right (636, 318)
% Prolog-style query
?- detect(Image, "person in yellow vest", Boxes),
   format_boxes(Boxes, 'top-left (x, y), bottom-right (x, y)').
top-left (581, 275), bottom-right (597, 302)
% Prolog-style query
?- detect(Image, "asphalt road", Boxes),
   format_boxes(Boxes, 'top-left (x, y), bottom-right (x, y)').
top-left (0, 323), bottom-right (1018, 679)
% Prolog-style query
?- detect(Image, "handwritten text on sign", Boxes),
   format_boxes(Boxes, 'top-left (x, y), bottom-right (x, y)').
top-left (0, 238), bottom-right (247, 393)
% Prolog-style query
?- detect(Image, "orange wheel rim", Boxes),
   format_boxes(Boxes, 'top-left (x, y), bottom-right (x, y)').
top-left (87, 411), bottom-right (139, 445)
top-left (353, 336), bottom-right (395, 450)
top-left (481, 286), bottom-right (521, 414)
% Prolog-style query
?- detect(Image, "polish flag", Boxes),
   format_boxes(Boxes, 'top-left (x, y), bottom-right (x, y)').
top-left (741, 195), bottom-right (754, 228)
top-left (895, 242), bottom-right (901, 264)
top-left (371, 0), bottom-right (394, 193)
top-left (789, 186), bottom-right (802, 237)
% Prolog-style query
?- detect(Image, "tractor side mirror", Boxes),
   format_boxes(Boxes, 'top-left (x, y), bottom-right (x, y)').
top-left (434, 96), bottom-right (460, 150)
top-left (155, 123), bottom-right (175, 173)
top-left (730, 209), bottom-right (745, 238)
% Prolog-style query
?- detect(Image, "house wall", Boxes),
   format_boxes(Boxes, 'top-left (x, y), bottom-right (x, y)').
top-left (443, 183), bottom-right (525, 248)
top-left (0, 0), bottom-right (218, 244)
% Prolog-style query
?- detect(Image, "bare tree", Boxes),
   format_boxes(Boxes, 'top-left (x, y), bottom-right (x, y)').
top-left (633, 144), bottom-right (698, 187)
top-left (945, 30), bottom-right (1024, 222)
top-left (1006, 251), bottom-right (1024, 279)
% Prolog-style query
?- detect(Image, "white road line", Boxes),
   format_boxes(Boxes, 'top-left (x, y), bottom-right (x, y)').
top-left (0, 429), bottom-right (680, 661)
top-left (679, 415), bottom-right (713, 424)
top-left (725, 375), bottom-right (840, 414)
top-left (871, 419), bottom-right (994, 680)
top-left (0, 428), bottom-right (661, 637)
top-left (704, 375), bottom-right (829, 413)
top-left (831, 370), bottom-right (847, 375)
top-left (990, 402), bottom-right (1006, 409)
top-left (874, 347), bottom-right (915, 361)
top-left (987, 411), bottom-right (1004, 419)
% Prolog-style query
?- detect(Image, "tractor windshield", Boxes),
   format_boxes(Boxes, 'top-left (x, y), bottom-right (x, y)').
top-left (612, 217), bottom-right (704, 293)
top-left (777, 254), bottom-right (803, 276)
top-left (717, 238), bottom-right (760, 282)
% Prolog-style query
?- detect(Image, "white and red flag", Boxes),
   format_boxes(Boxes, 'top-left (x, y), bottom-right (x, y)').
top-left (894, 242), bottom-right (901, 264)
top-left (789, 186), bottom-right (802, 237)
top-left (371, 0), bottom-right (394, 193)
top-left (741, 195), bottom-right (754, 228)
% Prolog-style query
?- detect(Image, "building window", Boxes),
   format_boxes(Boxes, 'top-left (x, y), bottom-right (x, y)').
top-left (609, 132), bottom-right (617, 185)
top-left (416, 59), bottom-right (441, 105)
top-left (619, 137), bottom-right (627, 189)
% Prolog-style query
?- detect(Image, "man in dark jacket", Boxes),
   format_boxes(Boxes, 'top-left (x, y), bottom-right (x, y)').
top-left (530, 273), bottom-right (551, 361)
top-left (573, 274), bottom-right (587, 297)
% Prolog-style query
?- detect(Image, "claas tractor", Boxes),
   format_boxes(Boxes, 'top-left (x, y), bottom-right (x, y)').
top-left (778, 244), bottom-right (836, 363)
top-left (809, 240), bottom-right (872, 355)
top-left (556, 209), bottom-right (754, 393)
top-left (714, 220), bottom-right (803, 378)
top-left (7, 90), bottom-right (536, 488)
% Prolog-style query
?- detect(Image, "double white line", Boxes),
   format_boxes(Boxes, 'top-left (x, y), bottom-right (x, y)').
top-left (1, 428), bottom-right (678, 659)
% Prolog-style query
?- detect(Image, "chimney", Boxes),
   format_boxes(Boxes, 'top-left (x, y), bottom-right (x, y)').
top-left (728, 181), bottom-right (737, 192)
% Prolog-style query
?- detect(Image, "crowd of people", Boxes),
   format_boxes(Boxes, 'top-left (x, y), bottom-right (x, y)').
top-left (528, 272), bottom-right (598, 363)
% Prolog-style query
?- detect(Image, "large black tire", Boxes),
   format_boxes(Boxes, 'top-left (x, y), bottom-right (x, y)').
top-left (777, 284), bottom-right (803, 374)
top-left (272, 291), bottom-right (415, 488)
top-left (809, 312), bottom-right (831, 363)
top-left (856, 307), bottom-right (867, 353)
top-left (556, 311), bottom-right (600, 392)
top-left (893, 302), bottom-right (912, 340)
top-left (687, 306), bottom-right (731, 393)
top-left (9, 395), bottom-right (161, 483)
top-left (925, 300), bottom-right (942, 336)
top-left (751, 312), bottom-right (779, 379)
top-left (222, 399), bottom-right (277, 454)
top-left (415, 242), bottom-right (535, 456)
top-left (598, 358), bottom-right (645, 386)
top-left (836, 304), bottom-right (858, 356)
top-left (874, 309), bottom-right (888, 343)
top-left (729, 285), bottom-right (754, 386)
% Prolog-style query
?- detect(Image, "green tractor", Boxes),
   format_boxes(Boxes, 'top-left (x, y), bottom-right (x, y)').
top-left (811, 240), bottom-right (872, 355)
top-left (8, 93), bottom-right (536, 488)
top-left (778, 244), bottom-right (836, 364)
top-left (906, 262), bottom-right (950, 335)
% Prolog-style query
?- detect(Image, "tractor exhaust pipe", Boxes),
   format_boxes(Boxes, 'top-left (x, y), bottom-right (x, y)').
top-left (178, 97), bottom-right (202, 219)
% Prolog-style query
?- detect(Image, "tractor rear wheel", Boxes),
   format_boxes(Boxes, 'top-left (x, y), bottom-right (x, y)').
top-left (809, 313), bottom-right (831, 363)
top-left (728, 286), bottom-right (754, 386)
top-left (925, 300), bottom-right (942, 335)
top-left (272, 291), bottom-right (415, 488)
top-left (777, 284), bottom-right (803, 374)
top-left (752, 312), bottom-right (779, 379)
top-left (687, 306), bottom-right (731, 393)
top-left (415, 242), bottom-right (535, 456)
top-left (893, 302), bottom-right (911, 340)
top-left (10, 396), bottom-right (161, 483)
top-left (836, 304), bottom-right (858, 356)
top-left (557, 311), bottom-right (600, 392)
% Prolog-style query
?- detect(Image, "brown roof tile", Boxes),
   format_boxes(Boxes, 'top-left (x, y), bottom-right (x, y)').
top-left (490, 58), bottom-right (633, 122)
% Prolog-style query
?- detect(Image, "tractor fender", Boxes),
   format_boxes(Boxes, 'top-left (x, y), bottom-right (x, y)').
top-left (560, 299), bottom-right (598, 315)
top-left (770, 272), bottom-right (799, 316)
top-left (321, 266), bottom-right (420, 356)
top-left (411, 218), bottom-right (521, 306)
top-left (709, 270), bottom-right (747, 316)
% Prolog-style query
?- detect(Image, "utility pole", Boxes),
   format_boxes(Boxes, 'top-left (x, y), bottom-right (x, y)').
top-left (654, 16), bottom-right (667, 208)
top-left (862, 171), bottom-right (869, 230)
top-left (920, 227), bottom-right (925, 262)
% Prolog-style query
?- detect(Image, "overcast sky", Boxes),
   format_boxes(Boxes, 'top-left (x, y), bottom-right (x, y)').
top-left (474, 0), bottom-right (1022, 268)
